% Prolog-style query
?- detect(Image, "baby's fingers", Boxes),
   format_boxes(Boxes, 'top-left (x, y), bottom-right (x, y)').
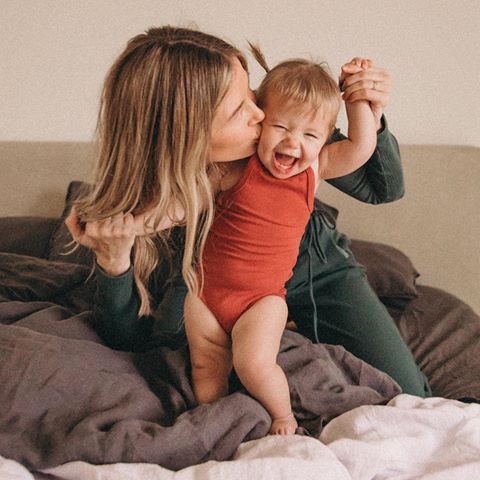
top-left (361, 58), bottom-right (374, 69)
top-left (339, 61), bottom-right (365, 90)
top-left (341, 62), bottom-right (363, 75)
top-left (342, 58), bottom-right (373, 73)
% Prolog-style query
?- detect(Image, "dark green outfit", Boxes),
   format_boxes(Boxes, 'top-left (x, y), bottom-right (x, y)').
top-left (94, 118), bottom-right (431, 398)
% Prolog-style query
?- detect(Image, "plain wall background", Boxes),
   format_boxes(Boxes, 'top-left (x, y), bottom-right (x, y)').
top-left (1, 0), bottom-right (479, 146)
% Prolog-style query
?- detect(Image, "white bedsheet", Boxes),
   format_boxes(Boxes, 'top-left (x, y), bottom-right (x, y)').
top-left (321, 394), bottom-right (480, 479)
top-left (1, 395), bottom-right (479, 480)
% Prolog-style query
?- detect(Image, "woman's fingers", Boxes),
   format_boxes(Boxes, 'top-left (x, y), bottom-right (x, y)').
top-left (343, 84), bottom-right (391, 107)
top-left (66, 206), bottom-right (139, 250)
top-left (131, 211), bottom-right (154, 236)
top-left (94, 213), bottom-right (136, 242)
top-left (67, 205), bottom-right (170, 243)
top-left (343, 68), bottom-right (392, 103)
top-left (64, 206), bottom-right (83, 241)
top-left (339, 62), bottom-right (362, 90)
top-left (64, 206), bottom-right (101, 251)
top-left (117, 213), bottom-right (137, 239)
top-left (342, 67), bottom-right (391, 93)
top-left (340, 59), bottom-right (393, 127)
top-left (339, 58), bottom-right (374, 91)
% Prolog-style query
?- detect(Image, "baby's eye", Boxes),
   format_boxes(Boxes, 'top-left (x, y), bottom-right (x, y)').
top-left (274, 124), bottom-right (287, 130)
top-left (305, 133), bottom-right (318, 139)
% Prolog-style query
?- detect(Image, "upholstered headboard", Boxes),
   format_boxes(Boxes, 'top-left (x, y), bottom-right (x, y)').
top-left (1, 142), bottom-right (479, 313)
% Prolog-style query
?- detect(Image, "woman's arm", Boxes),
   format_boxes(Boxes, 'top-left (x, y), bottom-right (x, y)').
top-left (325, 60), bottom-right (403, 204)
top-left (94, 242), bottom-right (187, 351)
top-left (93, 265), bottom-right (150, 350)
top-left (65, 207), bottom-right (186, 350)
top-left (325, 117), bottom-right (404, 204)
top-left (92, 231), bottom-right (188, 351)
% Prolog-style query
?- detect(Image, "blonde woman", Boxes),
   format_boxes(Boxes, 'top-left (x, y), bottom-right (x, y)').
top-left (66, 26), bottom-right (431, 418)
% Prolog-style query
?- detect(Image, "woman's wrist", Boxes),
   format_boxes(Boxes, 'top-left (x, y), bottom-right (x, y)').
top-left (96, 255), bottom-right (131, 277)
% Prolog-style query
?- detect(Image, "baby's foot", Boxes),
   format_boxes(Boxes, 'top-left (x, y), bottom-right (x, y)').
top-left (269, 413), bottom-right (298, 435)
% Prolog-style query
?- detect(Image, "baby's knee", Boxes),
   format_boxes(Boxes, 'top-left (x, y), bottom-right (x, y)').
top-left (192, 350), bottom-right (231, 376)
top-left (233, 350), bottom-right (276, 381)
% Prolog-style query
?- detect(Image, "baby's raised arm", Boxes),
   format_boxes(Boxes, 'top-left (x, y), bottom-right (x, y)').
top-left (318, 59), bottom-right (377, 181)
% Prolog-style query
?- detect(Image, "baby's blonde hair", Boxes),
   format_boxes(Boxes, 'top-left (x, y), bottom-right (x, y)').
top-left (250, 43), bottom-right (341, 133)
top-left (76, 26), bottom-right (248, 315)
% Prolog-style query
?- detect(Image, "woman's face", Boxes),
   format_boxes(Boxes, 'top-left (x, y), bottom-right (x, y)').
top-left (210, 57), bottom-right (265, 163)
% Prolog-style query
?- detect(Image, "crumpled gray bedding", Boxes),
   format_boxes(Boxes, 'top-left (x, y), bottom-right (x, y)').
top-left (0, 252), bottom-right (400, 471)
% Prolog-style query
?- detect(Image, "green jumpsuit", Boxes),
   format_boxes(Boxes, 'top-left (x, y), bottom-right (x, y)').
top-left (94, 118), bottom-right (431, 398)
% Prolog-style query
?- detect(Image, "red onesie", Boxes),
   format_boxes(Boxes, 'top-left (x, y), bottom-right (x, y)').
top-left (201, 154), bottom-right (315, 333)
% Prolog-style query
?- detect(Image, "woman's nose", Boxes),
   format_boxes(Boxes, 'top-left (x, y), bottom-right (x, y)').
top-left (249, 101), bottom-right (265, 124)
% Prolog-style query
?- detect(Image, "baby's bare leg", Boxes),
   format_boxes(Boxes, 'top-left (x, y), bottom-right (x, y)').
top-left (184, 293), bottom-right (232, 404)
top-left (231, 296), bottom-right (298, 435)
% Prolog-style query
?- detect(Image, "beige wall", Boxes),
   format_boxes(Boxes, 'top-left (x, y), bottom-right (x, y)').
top-left (1, 0), bottom-right (479, 146)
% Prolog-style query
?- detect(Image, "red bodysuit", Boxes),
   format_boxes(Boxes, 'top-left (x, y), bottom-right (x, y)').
top-left (201, 155), bottom-right (315, 333)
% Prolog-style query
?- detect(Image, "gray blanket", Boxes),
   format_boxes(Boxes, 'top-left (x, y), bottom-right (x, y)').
top-left (0, 253), bottom-right (400, 470)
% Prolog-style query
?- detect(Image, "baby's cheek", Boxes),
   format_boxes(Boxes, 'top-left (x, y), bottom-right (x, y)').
top-left (256, 140), bottom-right (265, 162)
top-left (259, 125), bottom-right (277, 145)
top-left (256, 129), bottom-right (268, 149)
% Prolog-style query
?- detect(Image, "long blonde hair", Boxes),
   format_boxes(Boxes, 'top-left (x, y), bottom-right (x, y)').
top-left (76, 26), bottom-right (247, 315)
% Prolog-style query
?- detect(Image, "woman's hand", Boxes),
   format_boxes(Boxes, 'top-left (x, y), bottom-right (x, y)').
top-left (65, 202), bottom-right (184, 276)
top-left (65, 206), bottom-right (137, 276)
top-left (339, 58), bottom-right (393, 130)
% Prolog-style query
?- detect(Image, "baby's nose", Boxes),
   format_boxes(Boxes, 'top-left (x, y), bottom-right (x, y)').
top-left (284, 135), bottom-right (300, 148)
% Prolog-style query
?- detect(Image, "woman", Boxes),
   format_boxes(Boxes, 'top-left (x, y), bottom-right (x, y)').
top-left (66, 25), bottom-right (430, 397)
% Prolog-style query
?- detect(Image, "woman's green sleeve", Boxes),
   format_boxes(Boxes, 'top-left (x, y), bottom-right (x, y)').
top-left (326, 116), bottom-right (404, 204)
top-left (93, 248), bottom-right (187, 350)
top-left (93, 265), bottom-right (153, 350)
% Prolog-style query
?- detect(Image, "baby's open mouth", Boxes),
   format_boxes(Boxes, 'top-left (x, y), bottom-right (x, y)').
top-left (274, 153), bottom-right (297, 173)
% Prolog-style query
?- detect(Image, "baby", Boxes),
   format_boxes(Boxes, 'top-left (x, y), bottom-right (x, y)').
top-left (184, 53), bottom-right (377, 435)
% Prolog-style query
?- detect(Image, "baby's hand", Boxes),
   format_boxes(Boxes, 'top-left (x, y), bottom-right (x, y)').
top-left (339, 57), bottom-right (373, 92)
top-left (339, 57), bottom-right (392, 128)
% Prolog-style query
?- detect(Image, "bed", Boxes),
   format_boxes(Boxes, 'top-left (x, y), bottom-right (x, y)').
top-left (0, 142), bottom-right (479, 479)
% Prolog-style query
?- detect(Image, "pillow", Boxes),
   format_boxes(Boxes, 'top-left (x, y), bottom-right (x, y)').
top-left (397, 285), bottom-right (480, 401)
top-left (0, 216), bottom-right (60, 258)
top-left (47, 181), bottom-right (93, 265)
top-left (0, 252), bottom-right (92, 308)
top-left (349, 239), bottom-right (419, 308)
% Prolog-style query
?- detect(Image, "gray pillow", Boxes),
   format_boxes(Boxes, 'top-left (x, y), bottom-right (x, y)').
top-left (0, 216), bottom-right (59, 258)
top-left (349, 239), bottom-right (419, 308)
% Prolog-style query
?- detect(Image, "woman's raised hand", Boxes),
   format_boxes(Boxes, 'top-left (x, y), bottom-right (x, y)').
top-left (339, 57), bottom-right (393, 130)
top-left (65, 206), bottom-right (137, 276)
top-left (65, 202), bottom-right (185, 276)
